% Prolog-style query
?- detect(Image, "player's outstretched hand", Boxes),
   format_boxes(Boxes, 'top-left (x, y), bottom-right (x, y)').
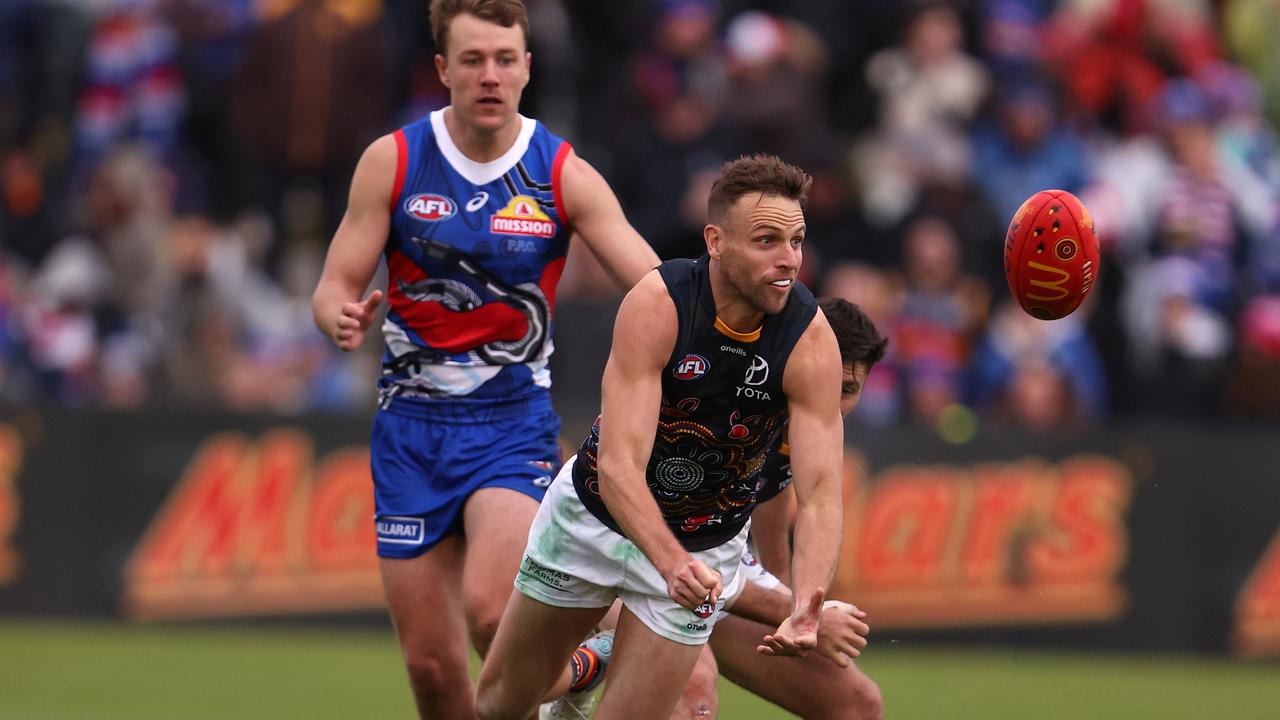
top-left (815, 600), bottom-right (870, 667)
top-left (757, 587), bottom-right (824, 658)
top-left (333, 290), bottom-right (384, 351)
top-left (667, 558), bottom-right (722, 611)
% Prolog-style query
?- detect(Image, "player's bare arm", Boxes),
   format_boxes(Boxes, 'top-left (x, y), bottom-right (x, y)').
top-left (312, 134), bottom-right (396, 350)
top-left (761, 310), bottom-right (844, 654)
top-left (560, 150), bottom-right (660, 289)
top-left (750, 484), bottom-right (795, 585)
top-left (596, 271), bottom-right (723, 609)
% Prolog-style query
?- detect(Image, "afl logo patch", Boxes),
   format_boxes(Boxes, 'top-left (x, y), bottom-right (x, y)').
top-left (673, 354), bottom-right (710, 380)
top-left (405, 194), bottom-right (456, 222)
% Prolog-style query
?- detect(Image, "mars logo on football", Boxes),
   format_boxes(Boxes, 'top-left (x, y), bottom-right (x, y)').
top-left (674, 354), bottom-right (710, 380)
top-left (405, 194), bottom-right (456, 222)
top-left (491, 194), bottom-right (556, 238)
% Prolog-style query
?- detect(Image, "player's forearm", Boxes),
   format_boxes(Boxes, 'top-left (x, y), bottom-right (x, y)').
top-left (311, 281), bottom-right (351, 339)
top-left (598, 464), bottom-right (689, 574)
top-left (727, 580), bottom-right (793, 626)
top-left (789, 494), bottom-right (842, 611)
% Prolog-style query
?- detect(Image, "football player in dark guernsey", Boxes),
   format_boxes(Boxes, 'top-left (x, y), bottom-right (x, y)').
top-left (477, 155), bottom-right (847, 720)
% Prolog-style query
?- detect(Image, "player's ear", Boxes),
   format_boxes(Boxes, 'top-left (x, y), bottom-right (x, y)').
top-left (434, 54), bottom-right (450, 88)
top-left (705, 224), bottom-right (724, 260)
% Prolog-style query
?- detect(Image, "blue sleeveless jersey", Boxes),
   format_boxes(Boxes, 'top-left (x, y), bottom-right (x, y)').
top-left (380, 109), bottom-right (573, 404)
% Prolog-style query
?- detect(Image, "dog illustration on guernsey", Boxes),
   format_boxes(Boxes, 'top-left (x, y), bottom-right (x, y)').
top-left (391, 236), bottom-right (552, 366)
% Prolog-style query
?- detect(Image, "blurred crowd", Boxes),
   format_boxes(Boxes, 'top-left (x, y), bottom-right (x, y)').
top-left (3, 0), bottom-right (1280, 428)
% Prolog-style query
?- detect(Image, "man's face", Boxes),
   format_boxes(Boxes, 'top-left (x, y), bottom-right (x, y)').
top-left (707, 193), bottom-right (805, 315)
top-left (435, 14), bottom-right (530, 132)
top-left (840, 362), bottom-right (869, 418)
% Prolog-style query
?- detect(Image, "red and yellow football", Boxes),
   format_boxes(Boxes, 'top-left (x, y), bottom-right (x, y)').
top-left (1003, 189), bottom-right (1100, 321)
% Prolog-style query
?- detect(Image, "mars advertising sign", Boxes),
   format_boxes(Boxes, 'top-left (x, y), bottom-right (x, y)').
top-left (124, 428), bottom-right (1132, 628)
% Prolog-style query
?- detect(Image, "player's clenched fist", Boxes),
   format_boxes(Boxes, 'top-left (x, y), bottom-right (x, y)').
top-left (331, 290), bottom-right (384, 351)
top-left (666, 557), bottom-right (723, 611)
top-left (815, 600), bottom-right (870, 667)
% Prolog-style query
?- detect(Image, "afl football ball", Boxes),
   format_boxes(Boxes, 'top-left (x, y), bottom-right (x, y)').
top-left (1003, 189), bottom-right (1100, 320)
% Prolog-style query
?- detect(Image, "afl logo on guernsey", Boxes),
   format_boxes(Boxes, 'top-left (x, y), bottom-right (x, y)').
top-left (674, 354), bottom-right (710, 380)
top-left (491, 194), bottom-right (556, 238)
top-left (406, 194), bottom-right (456, 222)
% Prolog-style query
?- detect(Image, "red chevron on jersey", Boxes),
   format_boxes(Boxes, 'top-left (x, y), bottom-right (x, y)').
top-left (387, 251), bottom-right (566, 353)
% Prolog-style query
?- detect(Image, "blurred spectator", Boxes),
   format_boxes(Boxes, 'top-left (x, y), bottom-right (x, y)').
top-left (610, 0), bottom-right (730, 258)
top-left (854, 0), bottom-right (989, 226)
top-left (1043, 0), bottom-right (1221, 135)
top-left (890, 216), bottom-right (990, 423)
top-left (971, 79), bottom-right (1092, 226)
top-left (969, 300), bottom-right (1108, 430)
top-left (75, 0), bottom-right (186, 168)
top-left (230, 0), bottom-right (390, 248)
top-left (720, 10), bottom-right (834, 164)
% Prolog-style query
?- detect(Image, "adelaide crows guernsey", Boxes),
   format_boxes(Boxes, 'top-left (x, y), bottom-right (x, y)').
top-left (754, 438), bottom-right (792, 505)
top-left (572, 256), bottom-right (818, 551)
top-left (379, 109), bottom-right (572, 404)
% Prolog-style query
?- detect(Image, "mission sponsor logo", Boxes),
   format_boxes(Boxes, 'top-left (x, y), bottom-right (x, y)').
top-left (491, 194), bottom-right (556, 238)
top-left (405, 193), bottom-right (456, 222)
top-left (673, 354), bottom-right (710, 380)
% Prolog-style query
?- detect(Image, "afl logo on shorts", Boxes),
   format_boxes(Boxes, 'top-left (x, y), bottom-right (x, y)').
top-left (673, 354), bottom-right (710, 380)
top-left (693, 600), bottom-right (717, 619)
top-left (405, 194), bottom-right (456, 222)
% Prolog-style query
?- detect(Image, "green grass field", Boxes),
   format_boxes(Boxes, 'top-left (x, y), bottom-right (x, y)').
top-left (1, 619), bottom-right (1277, 719)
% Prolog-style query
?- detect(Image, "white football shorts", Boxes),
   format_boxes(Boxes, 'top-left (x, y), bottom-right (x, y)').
top-left (514, 455), bottom-right (749, 645)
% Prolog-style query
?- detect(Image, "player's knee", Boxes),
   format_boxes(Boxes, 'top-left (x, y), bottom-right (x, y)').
top-left (465, 599), bottom-right (505, 656)
top-left (827, 674), bottom-right (883, 720)
top-left (682, 650), bottom-right (720, 715)
top-left (401, 647), bottom-right (465, 700)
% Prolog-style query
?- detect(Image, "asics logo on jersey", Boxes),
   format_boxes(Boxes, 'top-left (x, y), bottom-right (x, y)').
top-left (673, 354), bottom-right (710, 380)
top-left (405, 194), bottom-right (456, 221)
top-left (744, 355), bottom-right (770, 386)
top-left (465, 191), bottom-right (489, 212)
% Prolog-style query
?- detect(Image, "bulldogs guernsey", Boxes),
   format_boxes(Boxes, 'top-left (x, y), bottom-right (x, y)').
top-left (572, 256), bottom-right (818, 551)
top-left (379, 109), bottom-right (572, 406)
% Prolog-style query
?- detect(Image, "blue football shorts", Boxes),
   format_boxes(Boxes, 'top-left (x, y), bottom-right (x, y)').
top-left (369, 392), bottom-right (562, 558)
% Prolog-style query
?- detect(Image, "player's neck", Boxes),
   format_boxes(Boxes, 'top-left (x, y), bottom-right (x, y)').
top-left (442, 107), bottom-right (521, 163)
top-left (708, 262), bottom-right (765, 336)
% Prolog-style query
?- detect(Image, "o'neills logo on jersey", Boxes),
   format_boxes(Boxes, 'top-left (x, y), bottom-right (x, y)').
top-left (406, 194), bottom-right (456, 221)
top-left (491, 195), bottom-right (556, 238)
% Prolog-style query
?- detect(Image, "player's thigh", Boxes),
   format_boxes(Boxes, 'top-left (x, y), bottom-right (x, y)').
top-left (593, 606), bottom-right (706, 720)
top-left (380, 535), bottom-right (471, 672)
top-left (710, 614), bottom-right (881, 720)
top-left (477, 592), bottom-right (607, 714)
top-left (461, 487), bottom-right (541, 647)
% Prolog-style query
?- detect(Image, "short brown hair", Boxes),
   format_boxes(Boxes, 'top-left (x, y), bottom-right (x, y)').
top-left (818, 297), bottom-right (889, 369)
top-left (707, 154), bottom-right (812, 225)
top-left (430, 0), bottom-right (529, 57)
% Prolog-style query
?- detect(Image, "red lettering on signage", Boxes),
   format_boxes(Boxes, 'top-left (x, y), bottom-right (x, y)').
top-left (959, 462), bottom-right (1042, 584)
top-left (125, 430), bottom-right (383, 619)
top-left (1234, 527), bottom-right (1280, 657)
top-left (0, 426), bottom-right (23, 585)
top-left (858, 467), bottom-right (959, 588)
top-left (834, 454), bottom-right (1132, 629)
top-left (1027, 457), bottom-right (1131, 583)
top-left (129, 431), bottom-right (308, 581)
top-left (306, 449), bottom-right (375, 571)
